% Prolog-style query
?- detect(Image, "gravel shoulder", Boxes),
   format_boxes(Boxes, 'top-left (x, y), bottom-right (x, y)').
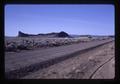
top-left (21, 41), bottom-right (114, 79)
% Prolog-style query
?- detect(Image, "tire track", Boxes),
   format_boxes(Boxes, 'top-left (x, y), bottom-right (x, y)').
top-left (89, 56), bottom-right (114, 79)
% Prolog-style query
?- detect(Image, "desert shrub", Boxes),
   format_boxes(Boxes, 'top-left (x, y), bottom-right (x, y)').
top-left (5, 42), bottom-right (18, 52)
top-left (37, 40), bottom-right (49, 47)
top-left (5, 37), bottom-right (94, 51)
top-left (52, 42), bottom-right (61, 46)
top-left (17, 44), bottom-right (29, 50)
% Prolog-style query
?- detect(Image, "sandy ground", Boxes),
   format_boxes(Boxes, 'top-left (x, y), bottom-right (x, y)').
top-left (21, 41), bottom-right (114, 79)
top-left (91, 57), bottom-right (114, 79)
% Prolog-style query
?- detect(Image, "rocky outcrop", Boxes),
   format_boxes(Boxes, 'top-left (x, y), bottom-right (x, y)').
top-left (56, 31), bottom-right (70, 37)
top-left (18, 31), bottom-right (70, 38)
top-left (18, 31), bottom-right (29, 37)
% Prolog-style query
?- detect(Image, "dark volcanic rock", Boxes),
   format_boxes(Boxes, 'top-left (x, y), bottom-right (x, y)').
top-left (57, 31), bottom-right (70, 37)
top-left (18, 31), bottom-right (70, 38)
top-left (18, 31), bottom-right (29, 37)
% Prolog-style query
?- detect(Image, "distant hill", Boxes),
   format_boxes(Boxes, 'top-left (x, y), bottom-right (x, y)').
top-left (18, 31), bottom-right (71, 38)
top-left (56, 31), bottom-right (70, 37)
top-left (18, 31), bottom-right (30, 37)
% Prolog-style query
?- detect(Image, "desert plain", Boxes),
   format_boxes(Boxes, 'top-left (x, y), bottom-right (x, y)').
top-left (5, 34), bottom-right (114, 79)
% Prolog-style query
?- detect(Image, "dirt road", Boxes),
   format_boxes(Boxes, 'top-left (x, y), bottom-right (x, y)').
top-left (22, 41), bottom-right (114, 79)
top-left (5, 38), bottom-right (114, 79)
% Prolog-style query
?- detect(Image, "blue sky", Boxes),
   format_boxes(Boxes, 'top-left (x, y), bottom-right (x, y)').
top-left (5, 4), bottom-right (114, 36)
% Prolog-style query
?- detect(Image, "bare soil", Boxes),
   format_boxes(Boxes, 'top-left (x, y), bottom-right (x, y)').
top-left (21, 41), bottom-right (114, 79)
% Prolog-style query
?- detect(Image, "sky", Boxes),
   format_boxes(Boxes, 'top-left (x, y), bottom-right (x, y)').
top-left (5, 4), bottom-right (114, 36)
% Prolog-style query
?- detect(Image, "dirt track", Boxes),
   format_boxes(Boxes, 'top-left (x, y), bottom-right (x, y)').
top-left (22, 41), bottom-right (114, 79)
top-left (5, 39), bottom-right (114, 79)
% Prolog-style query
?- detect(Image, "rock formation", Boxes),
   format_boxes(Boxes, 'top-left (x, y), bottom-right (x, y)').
top-left (18, 31), bottom-right (29, 37)
top-left (56, 31), bottom-right (70, 37)
top-left (18, 31), bottom-right (70, 38)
